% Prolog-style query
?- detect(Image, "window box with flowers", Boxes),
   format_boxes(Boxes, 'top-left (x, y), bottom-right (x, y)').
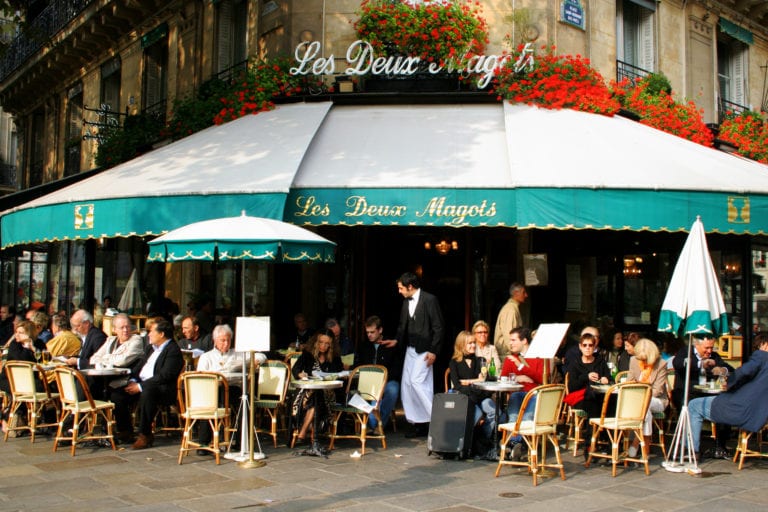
top-left (353, 0), bottom-right (489, 91)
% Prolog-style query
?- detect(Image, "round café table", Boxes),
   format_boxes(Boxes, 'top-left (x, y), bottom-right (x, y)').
top-left (472, 380), bottom-right (523, 458)
top-left (292, 379), bottom-right (343, 457)
top-left (81, 367), bottom-right (131, 399)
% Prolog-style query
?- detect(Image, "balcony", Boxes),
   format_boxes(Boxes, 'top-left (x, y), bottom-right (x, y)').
top-left (718, 98), bottom-right (750, 123)
top-left (617, 60), bottom-right (651, 84)
top-left (0, 0), bottom-right (165, 114)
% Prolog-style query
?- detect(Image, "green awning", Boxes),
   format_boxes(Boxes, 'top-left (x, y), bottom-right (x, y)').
top-left (719, 18), bottom-right (753, 45)
top-left (1, 102), bottom-right (333, 248)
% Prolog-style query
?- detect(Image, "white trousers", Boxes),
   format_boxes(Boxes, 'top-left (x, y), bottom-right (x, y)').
top-left (642, 397), bottom-right (666, 436)
top-left (401, 346), bottom-right (434, 424)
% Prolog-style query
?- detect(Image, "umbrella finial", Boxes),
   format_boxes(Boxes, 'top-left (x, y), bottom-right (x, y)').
top-left (241, 210), bottom-right (247, 217)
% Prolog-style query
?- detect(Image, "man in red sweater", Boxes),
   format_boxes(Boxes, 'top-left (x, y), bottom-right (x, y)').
top-left (500, 326), bottom-right (545, 422)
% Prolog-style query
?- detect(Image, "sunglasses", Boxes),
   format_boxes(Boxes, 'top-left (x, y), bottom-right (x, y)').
top-left (581, 343), bottom-right (595, 348)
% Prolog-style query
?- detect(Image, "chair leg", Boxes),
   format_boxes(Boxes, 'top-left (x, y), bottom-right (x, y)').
top-left (213, 420), bottom-right (221, 465)
top-left (494, 430), bottom-right (509, 477)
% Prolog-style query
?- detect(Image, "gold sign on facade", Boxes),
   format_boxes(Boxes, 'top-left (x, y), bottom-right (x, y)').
top-left (727, 196), bottom-right (749, 224)
top-left (74, 204), bottom-right (95, 230)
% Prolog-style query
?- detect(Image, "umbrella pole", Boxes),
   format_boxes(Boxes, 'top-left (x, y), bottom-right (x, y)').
top-left (241, 260), bottom-right (246, 317)
top-left (662, 333), bottom-right (701, 474)
top-left (239, 350), bottom-right (266, 468)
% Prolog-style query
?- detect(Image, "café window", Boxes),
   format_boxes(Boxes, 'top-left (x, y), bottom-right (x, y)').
top-left (15, 249), bottom-right (48, 312)
top-left (622, 252), bottom-right (670, 327)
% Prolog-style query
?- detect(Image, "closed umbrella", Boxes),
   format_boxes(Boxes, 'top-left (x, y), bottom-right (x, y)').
top-left (658, 216), bottom-right (728, 474)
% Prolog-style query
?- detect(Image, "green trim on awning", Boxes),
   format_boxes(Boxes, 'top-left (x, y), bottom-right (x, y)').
top-left (627, 0), bottom-right (656, 12)
top-left (719, 18), bottom-right (753, 45)
top-left (141, 23), bottom-right (168, 48)
top-left (0, 193), bottom-right (286, 248)
top-left (285, 188), bottom-right (767, 234)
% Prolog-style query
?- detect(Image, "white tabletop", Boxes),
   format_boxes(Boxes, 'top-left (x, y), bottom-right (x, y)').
top-left (472, 381), bottom-right (524, 392)
top-left (293, 379), bottom-right (343, 390)
top-left (82, 367), bottom-right (131, 376)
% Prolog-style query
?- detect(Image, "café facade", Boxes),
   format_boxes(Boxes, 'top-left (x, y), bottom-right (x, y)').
top-left (3, 85), bottom-right (768, 356)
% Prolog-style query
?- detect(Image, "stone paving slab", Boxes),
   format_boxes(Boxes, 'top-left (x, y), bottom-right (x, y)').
top-left (1, 426), bottom-right (766, 512)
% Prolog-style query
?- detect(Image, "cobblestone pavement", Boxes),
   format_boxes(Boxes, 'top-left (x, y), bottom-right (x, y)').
top-left (1, 422), bottom-right (766, 512)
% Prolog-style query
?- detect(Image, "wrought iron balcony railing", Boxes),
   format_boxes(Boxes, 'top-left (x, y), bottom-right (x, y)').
top-left (616, 60), bottom-right (651, 84)
top-left (0, 0), bottom-right (94, 82)
top-left (718, 98), bottom-right (750, 123)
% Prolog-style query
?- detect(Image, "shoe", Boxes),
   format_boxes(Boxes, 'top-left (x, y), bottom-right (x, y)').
top-left (132, 433), bottom-right (154, 450)
top-left (405, 424), bottom-right (428, 438)
top-left (197, 449), bottom-right (213, 456)
top-left (116, 432), bottom-right (135, 445)
top-left (712, 447), bottom-right (730, 460)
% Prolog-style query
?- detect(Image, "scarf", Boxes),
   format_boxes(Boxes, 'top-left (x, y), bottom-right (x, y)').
top-left (639, 360), bottom-right (653, 383)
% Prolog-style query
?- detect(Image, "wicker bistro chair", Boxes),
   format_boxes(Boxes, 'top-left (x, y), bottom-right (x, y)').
top-left (328, 365), bottom-right (388, 455)
top-left (177, 371), bottom-right (230, 465)
top-left (495, 384), bottom-right (567, 486)
top-left (585, 382), bottom-right (652, 477)
top-left (254, 360), bottom-right (290, 447)
top-left (732, 422), bottom-right (768, 470)
top-left (563, 373), bottom-right (589, 456)
top-left (3, 361), bottom-right (60, 443)
top-left (52, 367), bottom-right (116, 455)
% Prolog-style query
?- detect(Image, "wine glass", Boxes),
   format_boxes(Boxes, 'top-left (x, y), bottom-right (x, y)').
top-left (34, 349), bottom-right (42, 363)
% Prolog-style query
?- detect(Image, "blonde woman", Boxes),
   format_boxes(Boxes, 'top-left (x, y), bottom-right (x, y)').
top-left (291, 329), bottom-right (343, 444)
top-left (472, 320), bottom-right (500, 372)
top-left (448, 330), bottom-right (496, 443)
top-left (627, 338), bottom-right (669, 457)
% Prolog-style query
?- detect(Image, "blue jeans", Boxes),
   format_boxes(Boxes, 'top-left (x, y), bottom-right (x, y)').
top-left (505, 391), bottom-right (535, 444)
top-left (367, 380), bottom-right (400, 430)
top-left (688, 396), bottom-right (715, 452)
top-left (473, 397), bottom-right (497, 439)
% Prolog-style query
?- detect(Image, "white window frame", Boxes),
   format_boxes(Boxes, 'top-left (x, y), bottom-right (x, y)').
top-left (616, 0), bottom-right (655, 73)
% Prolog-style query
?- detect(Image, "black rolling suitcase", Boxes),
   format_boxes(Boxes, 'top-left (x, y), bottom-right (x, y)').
top-left (427, 392), bottom-right (474, 459)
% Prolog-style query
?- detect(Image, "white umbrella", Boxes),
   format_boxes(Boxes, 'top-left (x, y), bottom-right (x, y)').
top-left (147, 211), bottom-right (336, 316)
top-left (147, 212), bottom-right (336, 468)
top-left (658, 216), bottom-right (728, 474)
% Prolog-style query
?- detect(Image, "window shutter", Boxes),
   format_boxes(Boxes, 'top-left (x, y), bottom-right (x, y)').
top-left (216, 0), bottom-right (234, 73)
top-left (732, 44), bottom-right (747, 106)
top-left (639, 7), bottom-right (654, 72)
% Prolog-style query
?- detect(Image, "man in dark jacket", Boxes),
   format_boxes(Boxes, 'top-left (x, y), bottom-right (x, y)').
top-left (67, 309), bottom-right (107, 370)
top-left (672, 333), bottom-right (735, 457)
top-left (382, 272), bottom-right (444, 438)
top-left (688, 333), bottom-right (768, 457)
top-left (110, 319), bottom-right (184, 448)
top-left (354, 315), bottom-right (404, 431)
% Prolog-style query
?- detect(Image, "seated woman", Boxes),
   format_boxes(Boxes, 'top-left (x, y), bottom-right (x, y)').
top-left (565, 332), bottom-right (611, 459)
top-left (472, 320), bottom-right (500, 371)
top-left (291, 329), bottom-right (343, 445)
top-left (1, 320), bottom-right (45, 433)
top-left (626, 338), bottom-right (668, 457)
top-left (449, 330), bottom-right (496, 446)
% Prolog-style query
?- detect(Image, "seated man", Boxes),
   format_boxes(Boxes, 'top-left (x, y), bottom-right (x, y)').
top-left (688, 334), bottom-right (768, 458)
top-left (179, 316), bottom-right (213, 352)
top-left (353, 315), bottom-right (403, 431)
top-left (673, 334), bottom-right (735, 458)
top-left (110, 319), bottom-right (184, 447)
top-left (88, 313), bottom-right (144, 399)
top-left (195, 324), bottom-right (265, 454)
top-left (500, 326), bottom-right (545, 422)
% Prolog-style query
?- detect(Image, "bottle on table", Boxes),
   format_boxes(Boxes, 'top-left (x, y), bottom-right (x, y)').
top-left (488, 355), bottom-right (496, 381)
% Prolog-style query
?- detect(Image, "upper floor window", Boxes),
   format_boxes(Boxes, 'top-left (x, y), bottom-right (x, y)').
top-left (64, 83), bottom-right (83, 177)
top-left (215, 0), bottom-right (248, 79)
top-left (717, 20), bottom-right (751, 120)
top-left (142, 28), bottom-right (168, 124)
top-left (616, 0), bottom-right (655, 82)
top-left (100, 57), bottom-right (122, 125)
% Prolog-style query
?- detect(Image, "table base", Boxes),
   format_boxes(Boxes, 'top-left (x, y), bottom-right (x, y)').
top-left (296, 440), bottom-right (330, 458)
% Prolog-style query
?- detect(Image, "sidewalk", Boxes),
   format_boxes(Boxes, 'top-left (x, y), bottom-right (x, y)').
top-left (0, 424), bottom-right (765, 512)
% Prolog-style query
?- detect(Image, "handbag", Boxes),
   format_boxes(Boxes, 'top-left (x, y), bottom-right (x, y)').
top-left (563, 387), bottom-right (586, 407)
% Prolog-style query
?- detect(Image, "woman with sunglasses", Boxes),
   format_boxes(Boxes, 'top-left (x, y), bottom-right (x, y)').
top-left (472, 320), bottom-right (500, 372)
top-left (565, 332), bottom-right (611, 459)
